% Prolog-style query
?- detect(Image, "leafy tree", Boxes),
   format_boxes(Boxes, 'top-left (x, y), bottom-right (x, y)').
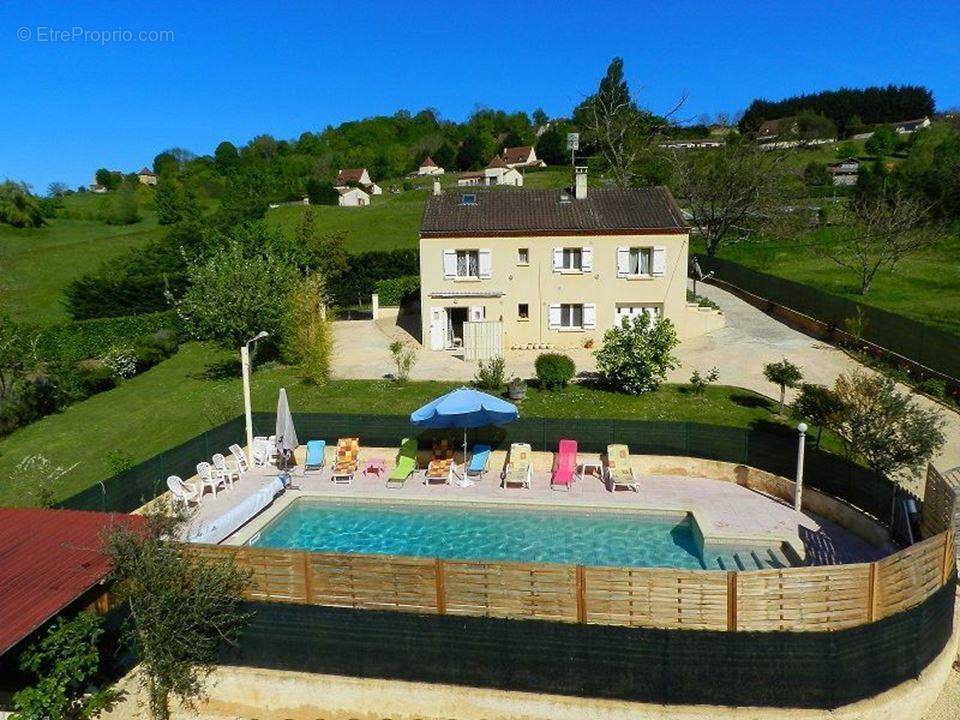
top-left (305, 177), bottom-right (339, 206)
top-left (213, 141), bottom-right (239, 170)
top-left (281, 272), bottom-right (332, 384)
top-left (0, 181), bottom-right (44, 227)
top-left (532, 108), bottom-right (549, 127)
top-left (763, 358), bottom-right (803, 414)
top-left (893, 125), bottom-right (960, 221)
top-left (456, 132), bottom-right (486, 170)
top-left (803, 161), bottom-right (830, 186)
top-left (154, 180), bottom-right (199, 225)
top-left (296, 208), bottom-right (349, 281)
top-left (793, 109), bottom-right (837, 140)
top-left (865, 125), bottom-right (900, 157)
top-left (215, 168), bottom-right (269, 226)
top-left (431, 141), bottom-right (456, 170)
top-left (94, 169), bottom-right (121, 190)
top-left (106, 186), bottom-right (140, 225)
top-left (792, 383), bottom-right (844, 447)
top-left (535, 127), bottom-right (566, 166)
top-left (12, 613), bottom-right (119, 720)
top-left (47, 181), bottom-right (70, 197)
top-left (152, 152), bottom-right (179, 177)
top-left (594, 314), bottom-right (680, 395)
top-left (836, 141), bottom-right (859, 159)
top-left (105, 507), bottom-right (251, 720)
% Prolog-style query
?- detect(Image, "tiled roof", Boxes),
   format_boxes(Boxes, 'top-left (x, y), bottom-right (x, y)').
top-left (420, 156), bottom-right (437, 167)
top-left (501, 146), bottom-right (534, 164)
top-left (486, 155), bottom-right (509, 169)
top-left (138, 167), bottom-right (156, 176)
top-left (337, 168), bottom-right (367, 183)
top-left (421, 187), bottom-right (687, 236)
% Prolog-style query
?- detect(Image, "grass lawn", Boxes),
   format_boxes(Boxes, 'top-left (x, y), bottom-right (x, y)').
top-left (0, 342), bottom-right (796, 507)
top-left (694, 227), bottom-right (960, 337)
top-left (0, 214), bottom-right (163, 326)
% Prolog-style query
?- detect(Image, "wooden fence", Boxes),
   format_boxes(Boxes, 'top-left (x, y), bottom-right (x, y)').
top-left (190, 529), bottom-right (955, 633)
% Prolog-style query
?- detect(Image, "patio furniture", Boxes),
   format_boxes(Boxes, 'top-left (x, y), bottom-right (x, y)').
top-left (167, 475), bottom-right (201, 508)
top-left (457, 444), bottom-right (491, 487)
top-left (605, 444), bottom-right (639, 492)
top-left (362, 458), bottom-right (387, 479)
top-left (331, 437), bottom-right (360, 484)
top-left (305, 440), bottom-right (326, 471)
top-left (387, 437), bottom-right (419, 488)
top-left (551, 439), bottom-right (577, 491)
top-left (212, 453), bottom-right (240, 487)
top-left (252, 436), bottom-right (279, 467)
top-left (424, 438), bottom-right (455, 485)
top-left (501, 442), bottom-right (532, 489)
top-left (196, 461), bottom-right (226, 498)
top-left (577, 456), bottom-right (603, 482)
top-left (228, 444), bottom-right (250, 474)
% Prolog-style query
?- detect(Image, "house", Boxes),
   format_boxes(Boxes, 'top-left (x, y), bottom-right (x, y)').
top-left (136, 167), bottom-right (158, 185)
top-left (499, 145), bottom-right (546, 168)
top-left (828, 158), bottom-right (860, 186)
top-left (420, 167), bottom-right (721, 352)
top-left (337, 168), bottom-right (382, 195)
top-left (890, 117), bottom-right (931, 134)
top-left (417, 156), bottom-right (445, 176)
top-left (757, 117), bottom-right (796, 140)
top-left (335, 185), bottom-right (371, 207)
top-left (659, 138), bottom-right (725, 149)
top-left (90, 183), bottom-right (109, 194)
top-left (456, 156), bottom-right (524, 188)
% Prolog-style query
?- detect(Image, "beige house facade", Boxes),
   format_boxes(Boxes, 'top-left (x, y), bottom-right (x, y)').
top-left (419, 171), bottom-right (720, 352)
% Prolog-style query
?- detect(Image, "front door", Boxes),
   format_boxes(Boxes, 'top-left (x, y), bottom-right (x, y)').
top-left (429, 308), bottom-right (445, 350)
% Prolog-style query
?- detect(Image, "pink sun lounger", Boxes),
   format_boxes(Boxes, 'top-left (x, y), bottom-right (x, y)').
top-left (551, 439), bottom-right (577, 491)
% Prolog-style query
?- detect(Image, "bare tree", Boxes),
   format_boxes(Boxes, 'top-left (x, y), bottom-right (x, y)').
top-left (671, 141), bottom-right (794, 256)
top-left (822, 191), bottom-right (941, 294)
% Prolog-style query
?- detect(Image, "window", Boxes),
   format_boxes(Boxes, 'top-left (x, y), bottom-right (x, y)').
top-left (628, 248), bottom-right (653, 275)
top-left (618, 246), bottom-right (665, 277)
top-left (562, 247), bottom-right (582, 271)
top-left (560, 303), bottom-right (584, 328)
top-left (460, 193), bottom-right (477, 205)
top-left (517, 248), bottom-right (529, 265)
top-left (456, 250), bottom-right (479, 278)
top-left (518, 303), bottom-right (529, 320)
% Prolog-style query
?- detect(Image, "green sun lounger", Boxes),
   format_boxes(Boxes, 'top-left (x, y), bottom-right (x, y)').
top-left (387, 437), bottom-right (418, 488)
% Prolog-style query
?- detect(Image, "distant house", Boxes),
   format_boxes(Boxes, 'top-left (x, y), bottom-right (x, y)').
top-left (456, 156), bottom-right (524, 187)
top-left (828, 158), bottom-right (860, 186)
top-left (136, 167), bottom-right (158, 185)
top-left (890, 117), bottom-right (931, 134)
top-left (337, 168), bottom-right (382, 195)
top-left (336, 185), bottom-right (371, 207)
top-left (500, 146), bottom-right (546, 168)
top-left (757, 117), bottom-right (797, 140)
top-left (90, 183), bottom-right (109, 194)
top-left (659, 138), bottom-right (725, 149)
top-left (417, 156), bottom-right (445, 176)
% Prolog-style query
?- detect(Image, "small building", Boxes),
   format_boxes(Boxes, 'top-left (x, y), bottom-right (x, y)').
top-left (456, 157), bottom-right (524, 187)
top-left (337, 168), bottom-right (382, 195)
top-left (417, 156), bottom-right (445, 176)
top-left (336, 185), bottom-right (371, 207)
top-left (828, 158), bottom-right (860, 186)
top-left (659, 138), bottom-right (725, 149)
top-left (757, 117), bottom-right (797, 140)
top-left (890, 117), bottom-right (931, 134)
top-left (136, 167), bottom-right (158, 185)
top-left (90, 183), bottom-right (109, 194)
top-left (499, 145), bottom-right (545, 168)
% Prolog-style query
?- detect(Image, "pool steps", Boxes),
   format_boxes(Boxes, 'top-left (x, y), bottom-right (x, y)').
top-left (708, 545), bottom-right (795, 571)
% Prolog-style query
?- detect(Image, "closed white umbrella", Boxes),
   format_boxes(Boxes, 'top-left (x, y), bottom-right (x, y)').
top-left (275, 388), bottom-right (299, 465)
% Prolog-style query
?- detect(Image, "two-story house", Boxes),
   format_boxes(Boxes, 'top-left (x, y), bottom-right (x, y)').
top-left (419, 168), bottom-right (720, 352)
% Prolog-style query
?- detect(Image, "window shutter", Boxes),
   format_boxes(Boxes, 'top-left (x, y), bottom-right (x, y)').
top-left (617, 247), bottom-right (630, 277)
top-left (553, 247), bottom-right (563, 272)
top-left (583, 303), bottom-right (597, 329)
top-left (581, 246), bottom-right (593, 273)
top-left (478, 249), bottom-right (492, 278)
top-left (652, 247), bottom-right (667, 276)
top-left (548, 304), bottom-right (561, 329)
top-left (443, 249), bottom-right (457, 279)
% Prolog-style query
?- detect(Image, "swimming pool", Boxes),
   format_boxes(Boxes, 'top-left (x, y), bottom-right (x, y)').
top-left (250, 499), bottom-right (704, 568)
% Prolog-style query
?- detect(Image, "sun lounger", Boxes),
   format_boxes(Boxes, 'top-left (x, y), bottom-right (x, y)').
top-left (605, 444), bottom-right (639, 492)
top-left (167, 475), bottom-right (201, 508)
top-left (305, 440), bottom-right (327, 471)
top-left (551, 439), bottom-right (577, 491)
top-left (331, 437), bottom-right (359, 484)
top-left (424, 438), bottom-right (455, 485)
top-left (501, 443), bottom-right (532, 489)
top-left (387, 437), bottom-right (419, 488)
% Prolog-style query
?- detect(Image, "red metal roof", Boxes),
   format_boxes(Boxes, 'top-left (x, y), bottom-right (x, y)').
top-left (0, 508), bottom-right (140, 655)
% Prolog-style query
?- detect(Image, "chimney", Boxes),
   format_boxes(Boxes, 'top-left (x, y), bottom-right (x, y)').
top-left (574, 166), bottom-right (588, 200)
top-left (432, 179), bottom-right (442, 196)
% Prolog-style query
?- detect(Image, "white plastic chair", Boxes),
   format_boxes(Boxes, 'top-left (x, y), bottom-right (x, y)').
top-left (229, 443), bottom-right (250, 474)
top-left (167, 476), bottom-right (201, 508)
top-left (212, 453), bottom-right (239, 487)
top-left (196, 462), bottom-right (225, 498)
top-left (252, 436), bottom-right (279, 467)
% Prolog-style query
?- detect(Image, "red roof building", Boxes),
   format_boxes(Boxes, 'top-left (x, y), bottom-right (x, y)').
top-left (0, 508), bottom-right (139, 656)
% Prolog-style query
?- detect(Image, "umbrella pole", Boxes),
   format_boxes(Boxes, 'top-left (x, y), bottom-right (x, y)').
top-left (463, 427), bottom-right (468, 466)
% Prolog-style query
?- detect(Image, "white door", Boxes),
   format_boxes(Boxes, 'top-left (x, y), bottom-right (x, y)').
top-left (430, 308), bottom-right (445, 350)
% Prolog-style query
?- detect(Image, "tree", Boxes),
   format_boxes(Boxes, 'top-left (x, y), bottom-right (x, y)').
top-left (865, 126), bottom-right (899, 157)
top-left (281, 272), bottom-right (332, 384)
top-left (296, 208), bottom-right (349, 282)
top-left (792, 383), bottom-right (844, 447)
top-left (12, 613), bottom-right (119, 720)
top-left (154, 180), bottom-right (199, 225)
top-left (821, 189), bottom-right (941, 294)
top-left (671, 140), bottom-right (793, 256)
top-left (455, 132), bottom-right (486, 170)
top-left (215, 168), bottom-right (269, 226)
top-left (95, 169), bottom-right (121, 190)
top-left (105, 508), bottom-right (251, 720)
top-left (535, 127), bottom-right (566, 166)
top-left (305, 177), bottom-right (339, 206)
top-left (152, 152), bottom-right (179, 177)
top-left (106, 186), bottom-right (140, 225)
top-left (803, 161), bottom-right (830, 186)
top-left (213, 141), bottom-right (239, 170)
top-left (763, 358), bottom-right (803, 414)
top-left (47, 181), bottom-right (70, 197)
top-left (172, 240), bottom-right (296, 347)
top-left (594, 313), bottom-right (680, 395)
top-left (0, 181), bottom-right (44, 228)
top-left (532, 108), bottom-right (549, 127)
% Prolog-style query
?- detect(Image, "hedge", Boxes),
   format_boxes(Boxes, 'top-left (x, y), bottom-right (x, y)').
top-left (332, 248), bottom-right (419, 306)
top-left (375, 275), bottom-right (420, 306)
top-left (37, 311), bottom-right (181, 364)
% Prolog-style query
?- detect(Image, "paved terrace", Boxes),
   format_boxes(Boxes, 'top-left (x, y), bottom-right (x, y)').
top-left (173, 445), bottom-right (887, 567)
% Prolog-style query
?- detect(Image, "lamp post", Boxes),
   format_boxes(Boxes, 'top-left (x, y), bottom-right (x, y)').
top-left (794, 422), bottom-right (808, 512)
top-left (241, 331), bottom-right (269, 468)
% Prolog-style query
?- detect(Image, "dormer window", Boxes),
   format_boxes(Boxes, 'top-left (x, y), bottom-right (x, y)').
top-left (460, 193), bottom-right (478, 206)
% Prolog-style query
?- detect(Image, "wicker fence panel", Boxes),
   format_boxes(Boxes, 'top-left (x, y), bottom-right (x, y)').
top-left (876, 532), bottom-right (951, 618)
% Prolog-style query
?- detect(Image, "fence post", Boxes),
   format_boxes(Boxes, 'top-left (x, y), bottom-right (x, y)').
top-left (575, 565), bottom-right (586, 624)
top-left (941, 533), bottom-right (952, 585)
top-left (435, 558), bottom-right (446, 615)
top-left (867, 561), bottom-right (879, 622)
top-left (726, 571), bottom-right (737, 631)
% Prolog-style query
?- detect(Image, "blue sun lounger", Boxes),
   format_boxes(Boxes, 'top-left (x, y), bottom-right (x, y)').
top-left (305, 440), bottom-right (326, 471)
top-left (466, 444), bottom-right (491, 479)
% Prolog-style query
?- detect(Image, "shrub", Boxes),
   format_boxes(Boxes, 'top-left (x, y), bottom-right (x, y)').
top-left (102, 346), bottom-right (138, 379)
top-left (792, 383), bottom-right (845, 447)
top-left (689, 367), bottom-right (719, 396)
top-left (389, 340), bottom-right (416, 383)
top-left (37, 312), bottom-right (180, 365)
top-left (535, 353), bottom-right (576, 389)
top-left (375, 275), bottom-right (420, 306)
top-left (474, 356), bottom-right (506, 391)
top-left (281, 273), bottom-right (332, 385)
top-left (917, 378), bottom-right (947, 399)
top-left (763, 358), bottom-right (803, 414)
top-left (333, 249), bottom-right (419, 307)
top-left (75, 363), bottom-right (116, 395)
top-left (594, 315), bottom-right (679, 395)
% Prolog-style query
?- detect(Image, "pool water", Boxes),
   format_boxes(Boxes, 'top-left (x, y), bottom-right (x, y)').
top-left (251, 500), bottom-right (704, 569)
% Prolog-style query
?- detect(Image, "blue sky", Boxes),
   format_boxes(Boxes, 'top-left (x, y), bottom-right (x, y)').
top-left (1, 0), bottom-right (958, 191)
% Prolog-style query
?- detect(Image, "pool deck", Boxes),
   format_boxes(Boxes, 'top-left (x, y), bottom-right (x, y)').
top-left (174, 446), bottom-right (887, 566)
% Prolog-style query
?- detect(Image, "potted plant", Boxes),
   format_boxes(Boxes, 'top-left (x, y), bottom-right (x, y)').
top-left (507, 377), bottom-right (527, 400)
